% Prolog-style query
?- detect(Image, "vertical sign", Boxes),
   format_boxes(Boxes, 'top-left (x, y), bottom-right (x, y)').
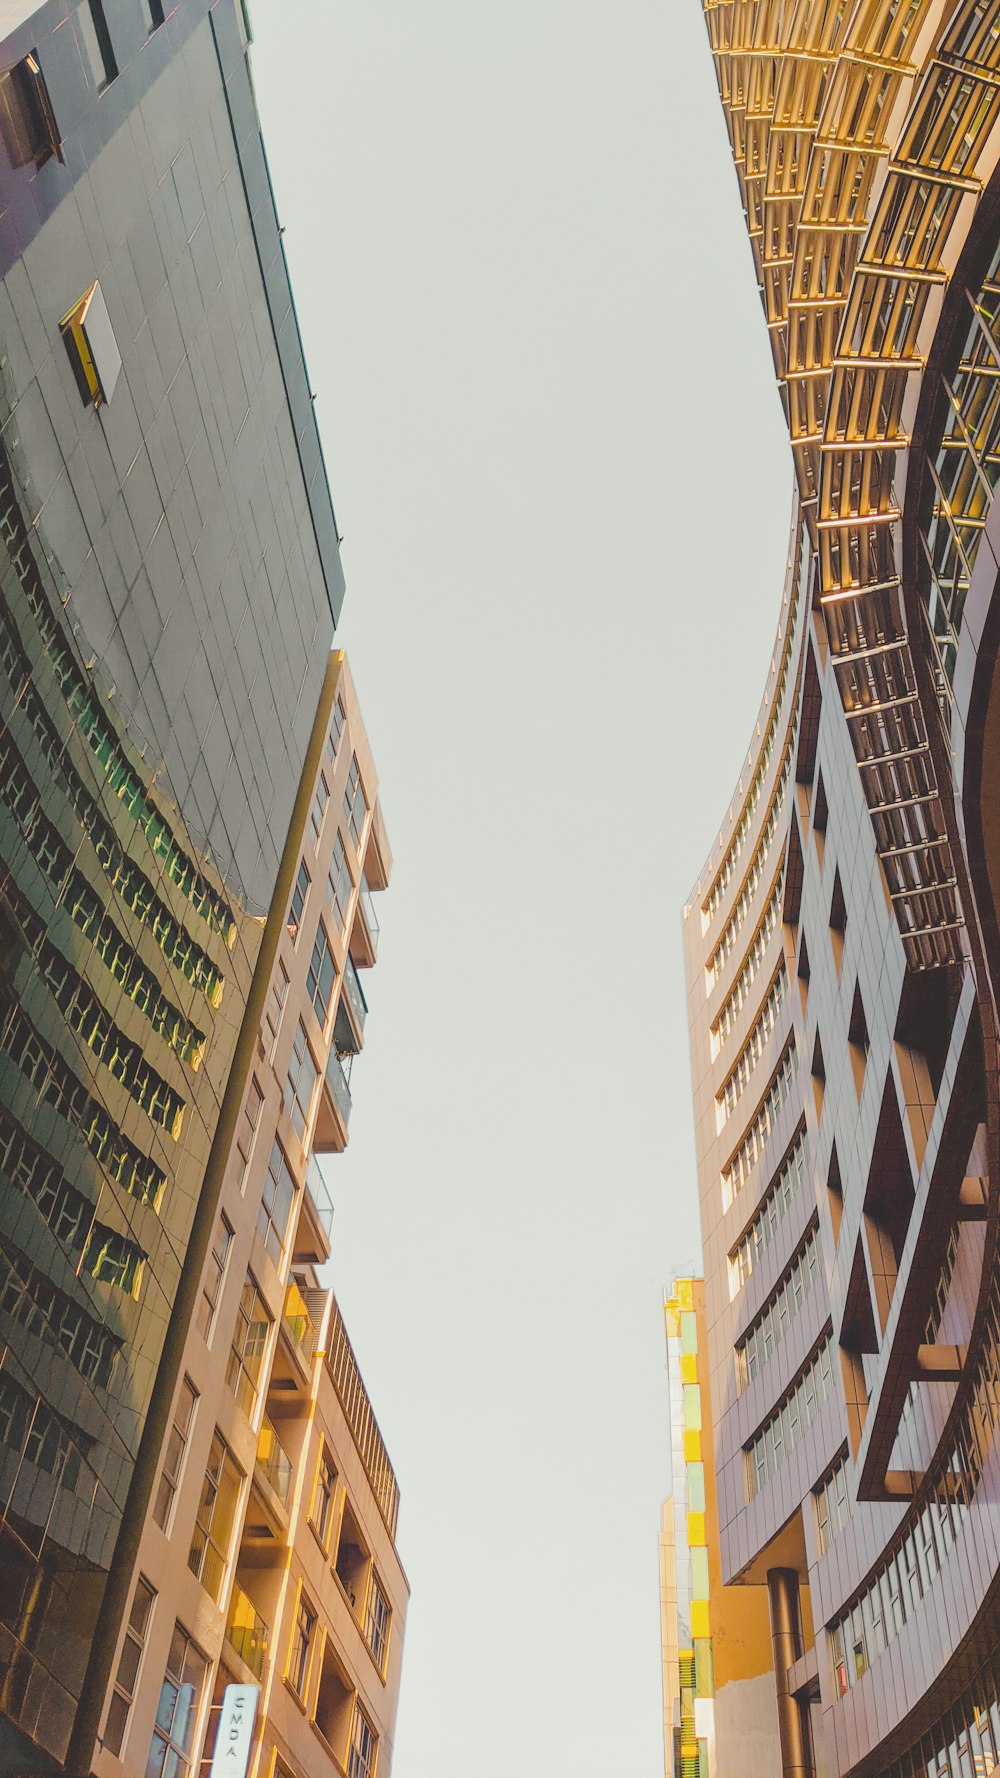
top-left (209, 1684), bottom-right (259, 1778)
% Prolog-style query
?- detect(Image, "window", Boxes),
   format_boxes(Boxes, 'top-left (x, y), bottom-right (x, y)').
top-left (364, 1572), bottom-right (391, 1675)
top-left (83, 1223), bottom-right (144, 1296)
top-left (146, 1624), bottom-right (207, 1778)
top-left (288, 862), bottom-right (310, 941)
top-left (257, 1140), bottom-right (296, 1268)
top-left (328, 836), bottom-right (353, 936)
top-left (283, 1022), bottom-right (318, 1142)
top-left (327, 697), bottom-right (346, 763)
top-left (143, 0), bottom-right (165, 28)
top-left (264, 963), bottom-right (289, 1059)
top-left (153, 1378), bottom-right (198, 1531)
top-left (348, 1704), bottom-right (378, 1778)
top-left (310, 774), bottom-right (330, 847)
top-left (78, 1), bottom-right (117, 88)
top-left (235, 1079), bottom-right (264, 1193)
top-left (105, 1576), bottom-right (155, 1756)
top-left (312, 1449), bottom-right (337, 1547)
top-left (307, 926), bottom-right (337, 1028)
top-left (195, 1214), bottom-right (232, 1342)
top-left (4, 53), bottom-right (61, 168)
top-left (289, 1592), bottom-right (315, 1699)
top-left (343, 755), bottom-right (368, 852)
top-left (226, 1275), bottom-right (272, 1420)
top-left (188, 1431), bottom-right (242, 1603)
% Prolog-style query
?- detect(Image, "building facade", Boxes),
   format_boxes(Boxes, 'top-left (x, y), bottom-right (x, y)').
top-left (0, 4), bottom-right (406, 1777)
top-left (684, 4), bottom-right (1000, 1776)
top-left (660, 1278), bottom-right (779, 1778)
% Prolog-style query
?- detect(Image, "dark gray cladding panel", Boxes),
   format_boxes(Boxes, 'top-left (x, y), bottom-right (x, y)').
top-left (0, 0), bottom-right (346, 908)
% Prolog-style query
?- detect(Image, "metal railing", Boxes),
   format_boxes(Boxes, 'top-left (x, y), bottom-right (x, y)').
top-left (281, 1280), bottom-right (322, 1369)
top-left (359, 880), bottom-right (380, 956)
top-left (226, 1585), bottom-right (269, 1679)
top-left (326, 1292), bottom-right (399, 1538)
top-left (256, 1414), bottom-right (292, 1506)
top-left (326, 1050), bottom-right (352, 1128)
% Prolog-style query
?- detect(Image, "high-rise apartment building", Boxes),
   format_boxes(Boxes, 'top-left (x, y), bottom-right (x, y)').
top-left (660, 1278), bottom-right (778, 1778)
top-left (682, 4), bottom-right (1000, 1776)
top-left (0, 4), bottom-right (406, 1777)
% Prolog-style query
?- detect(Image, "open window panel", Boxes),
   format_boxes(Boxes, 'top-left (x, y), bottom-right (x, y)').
top-left (313, 1637), bottom-right (354, 1764)
top-left (0, 53), bottom-right (62, 168)
top-left (60, 281), bottom-right (121, 407)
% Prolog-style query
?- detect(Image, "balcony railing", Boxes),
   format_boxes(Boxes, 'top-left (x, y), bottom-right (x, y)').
top-left (326, 1050), bottom-right (352, 1128)
top-left (343, 957), bottom-right (368, 1036)
top-left (326, 1293), bottom-right (400, 1538)
top-left (256, 1414), bottom-right (292, 1506)
top-left (359, 880), bottom-right (380, 957)
top-left (227, 1585), bottom-right (269, 1679)
top-left (282, 1280), bottom-right (321, 1370)
top-left (306, 1152), bottom-right (335, 1242)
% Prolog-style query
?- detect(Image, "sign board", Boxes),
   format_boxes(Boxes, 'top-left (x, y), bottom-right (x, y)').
top-left (209, 1684), bottom-right (259, 1778)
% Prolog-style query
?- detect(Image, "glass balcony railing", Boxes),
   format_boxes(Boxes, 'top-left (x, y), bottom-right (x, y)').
top-left (343, 957), bottom-right (368, 1036)
top-left (227, 1585), bottom-right (269, 1679)
top-left (282, 1280), bottom-right (320, 1369)
top-left (326, 1050), bottom-right (353, 1128)
top-left (256, 1414), bottom-right (292, 1506)
top-left (305, 1152), bottom-right (335, 1242)
top-left (359, 880), bottom-right (380, 957)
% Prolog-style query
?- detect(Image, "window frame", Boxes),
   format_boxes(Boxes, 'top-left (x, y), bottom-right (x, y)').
top-left (78, 0), bottom-right (117, 89)
top-left (306, 923), bottom-right (337, 1030)
top-left (146, 1622), bottom-right (208, 1778)
top-left (288, 861), bottom-right (311, 943)
top-left (104, 1574), bottom-right (156, 1757)
top-left (226, 1274), bottom-right (273, 1423)
top-left (153, 1376), bottom-right (198, 1532)
top-left (196, 1212), bottom-right (233, 1344)
top-left (188, 1429), bottom-right (243, 1604)
top-left (283, 1020), bottom-right (319, 1143)
top-left (288, 1588), bottom-right (316, 1701)
top-left (257, 1139), bottom-right (296, 1269)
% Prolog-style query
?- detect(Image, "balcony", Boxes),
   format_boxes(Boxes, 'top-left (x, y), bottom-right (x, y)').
top-left (294, 1153), bottom-right (335, 1265)
top-left (314, 1052), bottom-right (352, 1155)
top-left (226, 1584), bottom-right (269, 1679)
top-left (326, 1293), bottom-right (400, 1538)
top-left (256, 1414), bottom-right (292, 1507)
top-left (350, 879), bottom-right (380, 968)
top-left (269, 1281), bottom-right (327, 1401)
top-left (340, 958), bottom-right (367, 1042)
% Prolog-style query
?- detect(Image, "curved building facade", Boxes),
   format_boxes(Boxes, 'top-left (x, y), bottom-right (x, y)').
top-left (684, 5), bottom-right (1000, 1776)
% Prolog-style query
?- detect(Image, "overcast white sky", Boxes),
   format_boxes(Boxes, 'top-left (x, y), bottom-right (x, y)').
top-left (250, 5), bottom-right (790, 1774)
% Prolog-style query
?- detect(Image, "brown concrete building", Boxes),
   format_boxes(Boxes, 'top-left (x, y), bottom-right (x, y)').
top-left (92, 651), bottom-right (407, 1778)
top-left (683, 4), bottom-right (1000, 1776)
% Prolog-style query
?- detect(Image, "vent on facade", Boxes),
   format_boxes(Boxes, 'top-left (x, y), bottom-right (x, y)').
top-left (785, 813), bottom-right (804, 928)
top-left (811, 1032), bottom-right (825, 1122)
top-left (797, 933), bottom-right (810, 1016)
top-left (796, 642), bottom-right (821, 788)
top-left (840, 1236), bottom-right (877, 1452)
top-left (813, 770), bottom-right (828, 866)
top-left (827, 1142), bottom-right (843, 1244)
top-left (0, 53), bottom-right (61, 169)
top-left (59, 281), bottom-right (121, 408)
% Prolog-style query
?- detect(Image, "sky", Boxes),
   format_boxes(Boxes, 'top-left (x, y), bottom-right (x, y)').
top-left (249, 5), bottom-right (791, 1774)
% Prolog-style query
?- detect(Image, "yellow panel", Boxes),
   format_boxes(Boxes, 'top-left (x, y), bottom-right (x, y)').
top-left (681, 1352), bottom-right (698, 1384)
top-left (684, 1429), bottom-right (701, 1462)
top-left (687, 1511), bottom-right (706, 1547)
top-left (691, 1599), bottom-right (711, 1640)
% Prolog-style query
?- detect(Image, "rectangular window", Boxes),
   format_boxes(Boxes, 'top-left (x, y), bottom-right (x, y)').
top-left (307, 926), bottom-right (337, 1028)
top-left (363, 1572), bottom-right (391, 1675)
top-left (343, 755), bottom-right (368, 852)
top-left (328, 835), bottom-right (353, 936)
top-left (289, 1593), bottom-right (315, 1699)
top-left (153, 1377), bottom-right (198, 1531)
top-left (195, 1213), bottom-right (233, 1343)
top-left (348, 1704), bottom-right (378, 1778)
top-left (235, 1079), bottom-right (264, 1194)
top-left (312, 1449), bottom-right (337, 1548)
top-left (104, 1576), bottom-right (155, 1756)
top-left (226, 1275), bottom-right (272, 1420)
top-left (327, 697), bottom-right (346, 763)
top-left (264, 963), bottom-right (289, 1060)
top-left (283, 1021), bottom-right (318, 1142)
top-left (288, 862), bottom-right (310, 942)
top-left (143, 0), bottom-right (165, 28)
top-left (188, 1431), bottom-right (242, 1603)
top-left (257, 1140), bottom-right (296, 1268)
top-left (146, 1624), bottom-right (207, 1778)
top-left (6, 54), bottom-right (61, 168)
top-left (78, 1), bottom-right (117, 88)
top-left (310, 774), bottom-right (330, 847)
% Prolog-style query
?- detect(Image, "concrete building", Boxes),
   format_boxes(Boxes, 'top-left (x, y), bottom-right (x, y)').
top-left (683, 4), bottom-right (1000, 1776)
top-left (0, 4), bottom-right (407, 1777)
top-left (660, 1277), bottom-right (778, 1778)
